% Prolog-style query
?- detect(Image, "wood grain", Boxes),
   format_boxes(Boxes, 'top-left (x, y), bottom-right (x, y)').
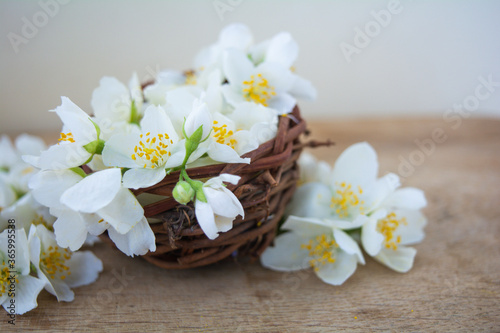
top-left (8, 118), bottom-right (500, 332)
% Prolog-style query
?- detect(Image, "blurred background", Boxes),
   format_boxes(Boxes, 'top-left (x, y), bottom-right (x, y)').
top-left (1, 0), bottom-right (499, 136)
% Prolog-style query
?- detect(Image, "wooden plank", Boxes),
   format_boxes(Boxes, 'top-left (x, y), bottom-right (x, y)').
top-left (10, 118), bottom-right (500, 332)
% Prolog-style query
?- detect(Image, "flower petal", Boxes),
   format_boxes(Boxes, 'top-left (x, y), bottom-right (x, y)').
top-left (29, 169), bottom-right (83, 209)
top-left (223, 49), bottom-right (254, 85)
top-left (333, 228), bottom-right (365, 264)
top-left (122, 167), bottom-right (166, 190)
top-left (195, 200), bottom-right (218, 240)
top-left (375, 245), bottom-right (417, 273)
top-left (361, 218), bottom-right (385, 256)
top-left (265, 32), bottom-right (298, 69)
top-left (315, 251), bottom-right (358, 286)
top-left (38, 143), bottom-right (91, 170)
top-left (64, 251), bottom-right (103, 288)
top-left (7, 275), bottom-right (45, 315)
top-left (383, 187), bottom-right (427, 210)
top-left (288, 75), bottom-right (317, 100)
top-left (53, 209), bottom-right (89, 251)
top-left (96, 187), bottom-right (144, 234)
top-left (207, 142), bottom-right (250, 164)
top-left (332, 142), bottom-right (378, 189)
top-left (286, 182), bottom-right (332, 219)
top-left (60, 168), bottom-right (122, 213)
top-left (260, 231), bottom-right (310, 271)
top-left (107, 217), bottom-right (156, 256)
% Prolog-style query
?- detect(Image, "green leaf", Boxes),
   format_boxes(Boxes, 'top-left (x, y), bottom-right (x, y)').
top-left (130, 100), bottom-right (141, 125)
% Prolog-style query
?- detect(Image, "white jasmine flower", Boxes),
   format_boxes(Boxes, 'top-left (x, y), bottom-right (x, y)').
top-left (361, 188), bottom-right (427, 272)
top-left (28, 225), bottom-right (103, 302)
top-left (194, 23), bottom-right (253, 78)
top-left (249, 31), bottom-right (316, 101)
top-left (35, 97), bottom-right (101, 170)
top-left (1, 228), bottom-right (45, 315)
top-left (195, 174), bottom-right (244, 240)
top-left (29, 168), bottom-right (155, 256)
top-left (261, 216), bottom-right (365, 285)
top-left (222, 49), bottom-right (297, 114)
top-left (91, 73), bottom-right (144, 140)
top-left (144, 69), bottom-right (199, 105)
top-left (288, 143), bottom-right (400, 228)
top-left (102, 105), bottom-right (184, 189)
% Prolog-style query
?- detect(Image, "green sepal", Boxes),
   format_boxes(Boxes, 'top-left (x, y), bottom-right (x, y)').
top-left (130, 100), bottom-right (141, 125)
top-left (70, 167), bottom-right (87, 178)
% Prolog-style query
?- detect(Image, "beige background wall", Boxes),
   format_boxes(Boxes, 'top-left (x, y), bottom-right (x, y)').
top-left (1, 0), bottom-right (499, 135)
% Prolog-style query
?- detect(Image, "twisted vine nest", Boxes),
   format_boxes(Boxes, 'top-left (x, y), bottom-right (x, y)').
top-left (101, 105), bottom-right (330, 269)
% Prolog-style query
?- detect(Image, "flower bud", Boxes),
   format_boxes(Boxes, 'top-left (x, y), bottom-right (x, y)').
top-left (173, 181), bottom-right (195, 205)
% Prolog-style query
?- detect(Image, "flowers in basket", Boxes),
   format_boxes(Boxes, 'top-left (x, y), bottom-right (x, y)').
top-left (0, 23), bottom-right (428, 316)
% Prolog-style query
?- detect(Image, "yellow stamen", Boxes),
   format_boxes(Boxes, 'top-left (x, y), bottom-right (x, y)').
top-left (377, 212), bottom-right (407, 250)
top-left (330, 182), bottom-right (364, 218)
top-left (242, 73), bottom-right (276, 106)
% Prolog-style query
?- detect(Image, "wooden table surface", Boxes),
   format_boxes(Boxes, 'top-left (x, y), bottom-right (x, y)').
top-left (11, 118), bottom-right (500, 332)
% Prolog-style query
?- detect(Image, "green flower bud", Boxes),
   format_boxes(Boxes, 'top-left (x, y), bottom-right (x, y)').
top-left (173, 180), bottom-right (195, 205)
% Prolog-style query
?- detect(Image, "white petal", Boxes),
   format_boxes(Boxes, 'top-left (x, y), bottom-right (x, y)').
top-left (223, 49), bottom-right (254, 85)
top-left (60, 168), bottom-right (122, 213)
top-left (101, 132), bottom-right (141, 168)
top-left (195, 200), bottom-right (218, 240)
top-left (0, 135), bottom-right (18, 168)
top-left (0, 177), bottom-right (16, 208)
top-left (268, 93), bottom-right (297, 115)
top-left (260, 232), bottom-right (310, 271)
top-left (29, 169), bottom-right (83, 209)
top-left (217, 174), bottom-right (241, 185)
top-left (207, 142), bottom-right (250, 164)
top-left (107, 217), bottom-right (156, 256)
top-left (281, 215), bottom-right (333, 238)
top-left (54, 97), bottom-right (96, 143)
top-left (38, 143), bottom-right (91, 170)
top-left (315, 251), bottom-right (358, 285)
top-left (122, 167), bottom-right (166, 189)
top-left (140, 105), bottom-right (179, 142)
top-left (184, 100), bottom-right (213, 139)
top-left (214, 215), bottom-right (234, 233)
top-left (204, 187), bottom-right (242, 218)
top-left (332, 142), bottom-right (378, 189)
top-left (361, 218), bottom-right (384, 256)
top-left (375, 246), bottom-right (417, 273)
top-left (265, 32), bottom-right (298, 68)
top-left (15, 134), bottom-right (46, 156)
top-left (64, 251), bottom-right (103, 288)
top-left (218, 23), bottom-right (253, 50)
top-left (221, 85), bottom-right (247, 107)
top-left (364, 173), bottom-right (400, 212)
top-left (91, 76), bottom-right (130, 121)
top-left (53, 210), bottom-right (89, 251)
top-left (334, 228), bottom-right (365, 264)
top-left (7, 275), bottom-right (45, 315)
top-left (257, 61), bottom-right (294, 92)
top-left (286, 182), bottom-right (332, 219)
top-left (96, 187), bottom-right (144, 234)
top-left (288, 75), bottom-right (317, 100)
top-left (383, 187), bottom-right (427, 210)
top-left (393, 209), bottom-right (427, 245)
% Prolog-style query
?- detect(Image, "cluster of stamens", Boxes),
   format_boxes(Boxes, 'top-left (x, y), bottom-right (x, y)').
top-left (1, 263), bottom-right (17, 297)
top-left (58, 132), bottom-right (75, 143)
top-left (40, 246), bottom-right (72, 280)
top-left (301, 234), bottom-right (339, 272)
top-left (184, 71), bottom-right (197, 85)
top-left (131, 132), bottom-right (172, 168)
top-left (377, 212), bottom-right (407, 250)
top-left (242, 73), bottom-right (276, 106)
top-left (330, 182), bottom-right (365, 218)
top-left (212, 121), bottom-right (237, 149)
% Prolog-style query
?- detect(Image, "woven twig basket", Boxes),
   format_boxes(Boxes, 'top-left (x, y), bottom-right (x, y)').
top-left (101, 105), bottom-right (312, 269)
